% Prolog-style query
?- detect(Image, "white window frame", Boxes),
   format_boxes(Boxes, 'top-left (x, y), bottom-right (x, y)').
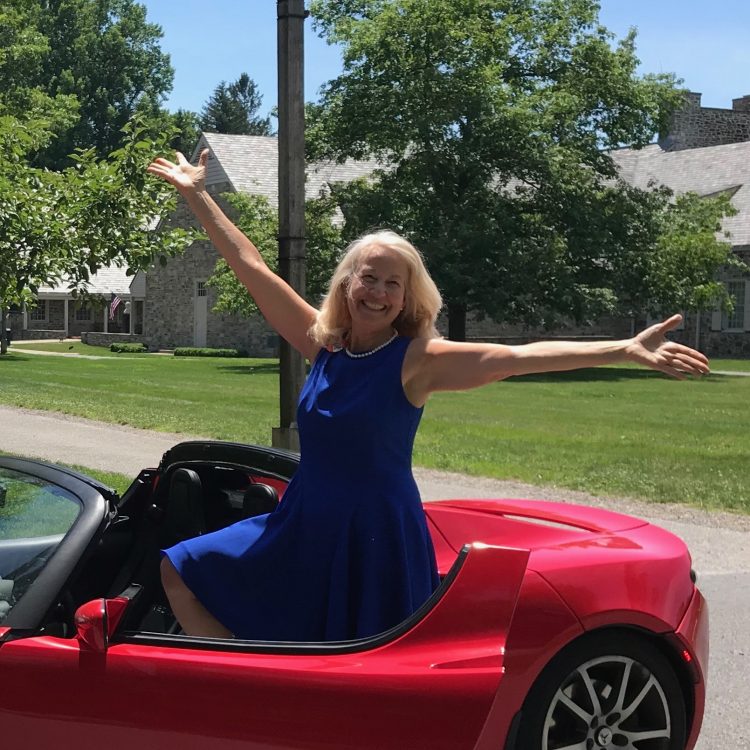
top-left (29, 301), bottom-right (47, 322)
top-left (75, 304), bottom-right (92, 322)
top-left (722, 279), bottom-right (748, 332)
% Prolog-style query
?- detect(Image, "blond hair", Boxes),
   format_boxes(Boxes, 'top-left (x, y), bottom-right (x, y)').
top-left (309, 230), bottom-right (442, 349)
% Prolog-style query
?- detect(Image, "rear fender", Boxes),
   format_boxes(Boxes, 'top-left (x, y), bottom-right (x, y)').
top-left (389, 544), bottom-right (530, 667)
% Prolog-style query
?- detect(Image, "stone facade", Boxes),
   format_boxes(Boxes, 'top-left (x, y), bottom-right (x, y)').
top-left (660, 92), bottom-right (750, 151)
top-left (462, 314), bottom-right (633, 344)
top-left (142, 130), bottom-right (750, 359)
top-left (142, 187), bottom-right (278, 356)
top-left (82, 332), bottom-right (145, 347)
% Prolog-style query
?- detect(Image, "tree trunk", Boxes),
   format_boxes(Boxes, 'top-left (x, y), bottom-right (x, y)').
top-left (0, 308), bottom-right (7, 355)
top-left (447, 302), bottom-right (467, 342)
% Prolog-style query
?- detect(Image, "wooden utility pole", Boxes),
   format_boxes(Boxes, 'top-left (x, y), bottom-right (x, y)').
top-left (273, 0), bottom-right (307, 451)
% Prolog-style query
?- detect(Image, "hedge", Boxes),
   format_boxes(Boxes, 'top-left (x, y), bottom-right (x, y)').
top-left (110, 342), bottom-right (148, 353)
top-left (173, 347), bottom-right (247, 358)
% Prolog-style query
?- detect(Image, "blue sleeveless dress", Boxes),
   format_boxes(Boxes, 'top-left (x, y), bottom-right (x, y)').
top-left (164, 336), bottom-right (440, 641)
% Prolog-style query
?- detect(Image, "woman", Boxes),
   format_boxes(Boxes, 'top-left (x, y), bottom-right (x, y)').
top-left (148, 150), bottom-right (709, 642)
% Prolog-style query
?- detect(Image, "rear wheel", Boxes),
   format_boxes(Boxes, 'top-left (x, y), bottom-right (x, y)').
top-left (515, 631), bottom-right (687, 750)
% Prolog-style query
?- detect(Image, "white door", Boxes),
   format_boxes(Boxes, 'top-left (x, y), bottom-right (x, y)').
top-left (194, 280), bottom-right (208, 347)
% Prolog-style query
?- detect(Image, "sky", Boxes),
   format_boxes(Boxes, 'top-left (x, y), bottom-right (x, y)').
top-left (141, 0), bottom-right (750, 117)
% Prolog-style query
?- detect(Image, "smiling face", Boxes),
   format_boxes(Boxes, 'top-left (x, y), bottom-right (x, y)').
top-left (346, 245), bottom-right (409, 336)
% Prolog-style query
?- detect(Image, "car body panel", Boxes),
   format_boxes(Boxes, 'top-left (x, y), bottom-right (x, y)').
top-left (0, 446), bottom-right (709, 749)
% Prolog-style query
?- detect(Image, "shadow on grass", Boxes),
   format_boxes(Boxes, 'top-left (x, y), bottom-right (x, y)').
top-left (507, 367), bottom-right (720, 383)
top-left (0, 353), bottom-right (35, 363)
top-left (217, 363), bottom-right (281, 375)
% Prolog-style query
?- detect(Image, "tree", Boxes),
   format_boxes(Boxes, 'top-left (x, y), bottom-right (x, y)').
top-left (0, 114), bottom-right (197, 354)
top-left (308, 0), bottom-right (706, 339)
top-left (644, 192), bottom-right (742, 316)
top-left (207, 191), bottom-right (343, 317)
top-left (23, 0), bottom-right (174, 169)
top-left (200, 73), bottom-right (273, 136)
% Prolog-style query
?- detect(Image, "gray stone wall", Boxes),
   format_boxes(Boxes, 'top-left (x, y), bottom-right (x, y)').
top-left (660, 92), bottom-right (750, 151)
top-left (144, 187), bottom-right (278, 356)
top-left (27, 300), bottom-right (65, 331)
top-left (462, 313), bottom-right (632, 343)
top-left (82, 332), bottom-right (145, 348)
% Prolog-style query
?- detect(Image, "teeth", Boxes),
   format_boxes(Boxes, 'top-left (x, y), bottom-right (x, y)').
top-left (363, 301), bottom-right (386, 311)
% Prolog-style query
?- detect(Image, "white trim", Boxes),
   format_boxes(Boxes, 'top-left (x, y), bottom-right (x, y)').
top-left (723, 280), bottom-right (747, 331)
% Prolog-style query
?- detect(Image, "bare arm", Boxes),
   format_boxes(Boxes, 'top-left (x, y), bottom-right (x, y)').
top-left (147, 150), bottom-right (320, 361)
top-left (403, 315), bottom-right (710, 406)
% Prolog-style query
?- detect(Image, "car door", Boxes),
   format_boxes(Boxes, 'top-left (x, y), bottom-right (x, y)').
top-left (1, 544), bottom-right (529, 750)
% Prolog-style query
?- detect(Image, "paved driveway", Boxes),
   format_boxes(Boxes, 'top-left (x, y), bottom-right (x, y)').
top-left (1, 404), bottom-right (747, 749)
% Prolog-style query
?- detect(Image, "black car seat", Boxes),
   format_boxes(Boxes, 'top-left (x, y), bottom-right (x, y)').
top-left (242, 483), bottom-right (279, 517)
top-left (159, 468), bottom-right (207, 548)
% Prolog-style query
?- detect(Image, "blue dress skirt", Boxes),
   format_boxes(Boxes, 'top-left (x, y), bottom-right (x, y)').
top-left (163, 336), bottom-right (439, 641)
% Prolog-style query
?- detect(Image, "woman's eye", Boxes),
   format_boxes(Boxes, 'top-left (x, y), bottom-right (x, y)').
top-left (387, 280), bottom-right (401, 288)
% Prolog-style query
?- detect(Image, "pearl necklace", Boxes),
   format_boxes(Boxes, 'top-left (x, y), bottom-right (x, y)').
top-left (344, 330), bottom-right (398, 358)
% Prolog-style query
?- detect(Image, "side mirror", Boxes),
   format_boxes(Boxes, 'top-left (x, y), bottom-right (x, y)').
top-left (75, 599), bottom-right (108, 652)
top-left (75, 585), bottom-right (141, 652)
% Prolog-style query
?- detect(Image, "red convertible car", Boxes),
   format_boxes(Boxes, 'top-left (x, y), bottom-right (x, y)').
top-left (0, 441), bottom-right (707, 750)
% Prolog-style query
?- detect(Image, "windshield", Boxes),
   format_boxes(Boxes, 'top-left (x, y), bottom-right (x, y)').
top-left (0, 467), bottom-right (81, 624)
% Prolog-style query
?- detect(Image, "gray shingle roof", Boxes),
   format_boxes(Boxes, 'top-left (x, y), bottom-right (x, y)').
top-left (610, 141), bottom-right (750, 247)
top-left (38, 265), bottom-right (136, 297)
top-left (198, 133), bottom-right (750, 248)
top-left (198, 133), bottom-right (380, 204)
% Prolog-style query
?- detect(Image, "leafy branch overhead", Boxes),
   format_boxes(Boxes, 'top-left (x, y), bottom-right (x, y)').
top-left (0, 112), bottom-right (197, 318)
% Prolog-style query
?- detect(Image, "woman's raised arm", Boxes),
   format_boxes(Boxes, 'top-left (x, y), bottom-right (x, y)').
top-left (147, 150), bottom-right (320, 361)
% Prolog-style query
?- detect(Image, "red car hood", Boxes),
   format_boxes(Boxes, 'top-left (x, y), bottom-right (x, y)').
top-left (424, 498), bottom-right (649, 555)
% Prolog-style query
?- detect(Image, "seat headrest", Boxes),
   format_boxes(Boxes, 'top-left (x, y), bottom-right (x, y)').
top-left (242, 483), bottom-right (279, 517)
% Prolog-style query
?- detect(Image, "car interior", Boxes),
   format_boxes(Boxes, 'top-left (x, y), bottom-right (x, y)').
top-left (39, 461), bottom-right (286, 639)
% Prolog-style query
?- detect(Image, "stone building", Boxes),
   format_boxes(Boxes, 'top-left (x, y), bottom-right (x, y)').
top-left (15, 92), bottom-right (750, 355)
top-left (659, 92), bottom-right (750, 152)
top-left (141, 133), bottom-right (378, 355)
top-left (9, 266), bottom-right (146, 345)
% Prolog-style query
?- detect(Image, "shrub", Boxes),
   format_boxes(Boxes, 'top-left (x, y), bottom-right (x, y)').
top-left (110, 342), bottom-right (148, 353)
top-left (173, 347), bottom-right (247, 358)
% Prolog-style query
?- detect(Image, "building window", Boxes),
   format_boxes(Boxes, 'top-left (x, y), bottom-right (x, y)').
top-left (197, 281), bottom-right (208, 298)
top-left (723, 280), bottom-right (746, 330)
top-left (29, 301), bottom-right (47, 321)
top-left (75, 304), bottom-right (92, 321)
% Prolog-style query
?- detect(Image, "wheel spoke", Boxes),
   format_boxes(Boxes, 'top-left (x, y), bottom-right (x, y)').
top-left (619, 675), bottom-right (658, 723)
top-left (613, 658), bottom-right (633, 712)
top-left (557, 689), bottom-right (594, 724)
top-left (553, 743), bottom-right (588, 750)
top-left (578, 665), bottom-right (603, 716)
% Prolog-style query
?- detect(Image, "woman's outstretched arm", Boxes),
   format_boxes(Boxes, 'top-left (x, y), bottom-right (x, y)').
top-left (147, 150), bottom-right (320, 361)
top-left (403, 314), bottom-right (710, 406)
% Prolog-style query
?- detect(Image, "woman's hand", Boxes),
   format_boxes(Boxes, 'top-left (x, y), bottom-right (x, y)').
top-left (147, 148), bottom-right (208, 195)
top-left (625, 314), bottom-right (710, 379)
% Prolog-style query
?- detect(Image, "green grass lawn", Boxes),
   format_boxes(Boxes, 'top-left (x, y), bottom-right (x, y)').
top-left (1, 350), bottom-right (748, 512)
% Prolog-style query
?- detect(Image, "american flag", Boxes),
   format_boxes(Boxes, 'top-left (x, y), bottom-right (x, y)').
top-left (109, 295), bottom-right (122, 321)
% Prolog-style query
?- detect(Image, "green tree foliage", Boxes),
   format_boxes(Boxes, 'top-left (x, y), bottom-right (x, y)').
top-left (200, 73), bottom-right (273, 136)
top-left (207, 191), bottom-right (343, 317)
top-left (646, 192), bottom-right (742, 315)
top-left (0, 115), bottom-right (197, 354)
top-left (16, 0), bottom-right (174, 169)
top-left (307, 0), bottom-right (721, 339)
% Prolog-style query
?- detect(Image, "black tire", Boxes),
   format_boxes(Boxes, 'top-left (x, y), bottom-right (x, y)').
top-left (515, 631), bottom-right (687, 750)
